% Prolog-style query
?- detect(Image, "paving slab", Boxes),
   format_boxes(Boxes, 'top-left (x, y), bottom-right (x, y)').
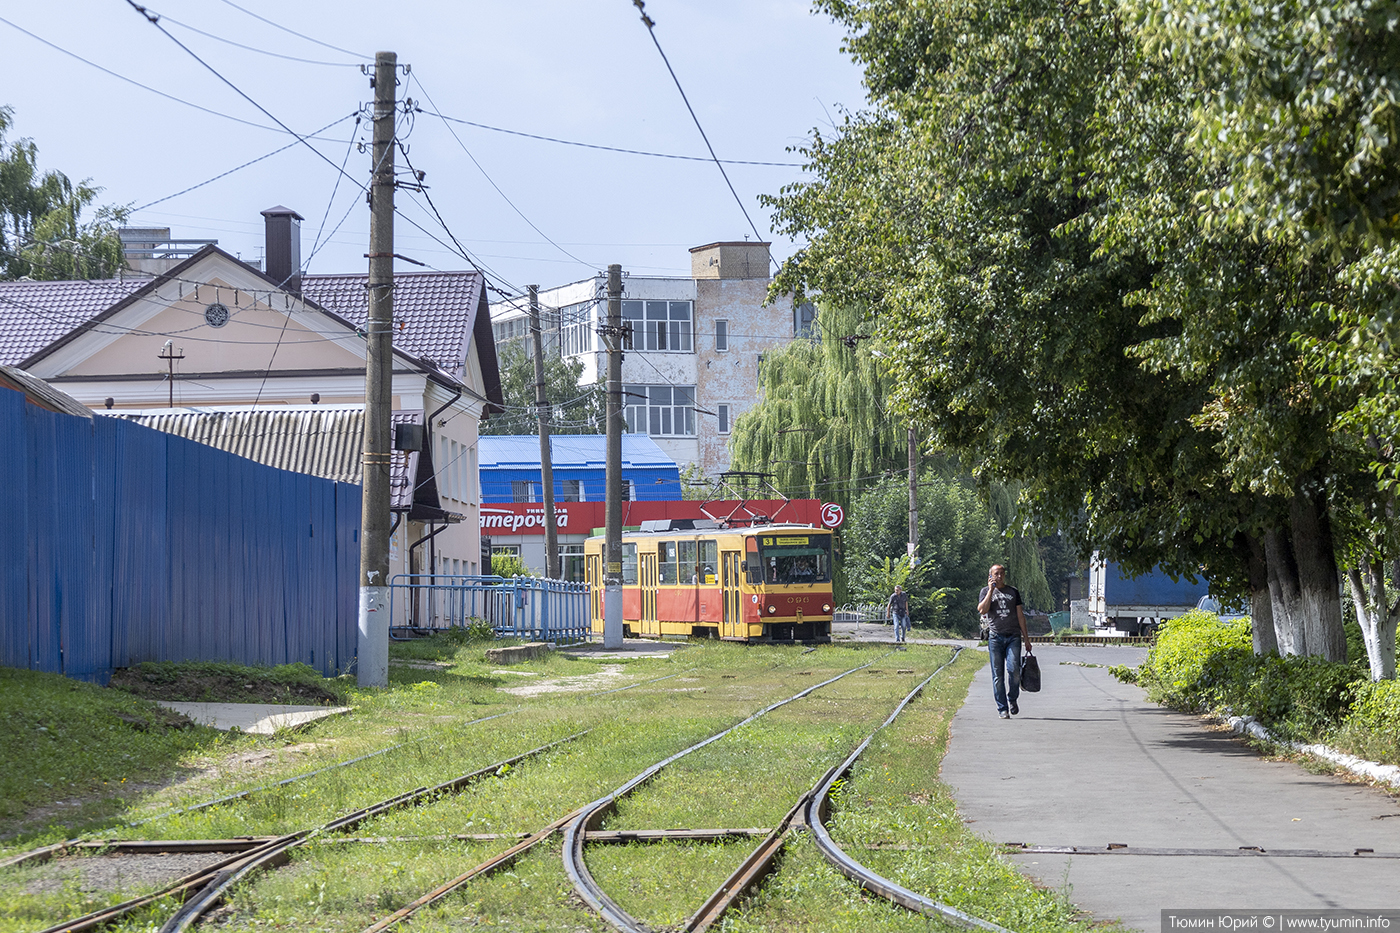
top-left (159, 702), bottom-right (351, 735)
top-left (941, 644), bottom-right (1400, 931)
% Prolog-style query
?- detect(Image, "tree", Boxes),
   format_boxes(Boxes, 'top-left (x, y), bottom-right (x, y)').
top-left (766, 0), bottom-right (1365, 665)
top-left (479, 340), bottom-right (603, 436)
top-left (0, 106), bottom-right (126, 280)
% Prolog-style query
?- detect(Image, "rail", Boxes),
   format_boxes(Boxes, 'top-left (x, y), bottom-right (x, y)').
top-left (387, 574), bottom-right (589, 644)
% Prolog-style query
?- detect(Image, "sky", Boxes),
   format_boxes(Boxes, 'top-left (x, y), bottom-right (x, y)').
top-left (0, 0), bottom-right (869, 300)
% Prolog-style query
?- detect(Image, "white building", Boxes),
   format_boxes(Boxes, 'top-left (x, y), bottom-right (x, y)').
top-left (490, 242), bottom-right (813, 479)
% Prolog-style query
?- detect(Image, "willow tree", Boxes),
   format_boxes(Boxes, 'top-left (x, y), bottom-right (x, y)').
top-left (728, 303), bottom-right (904, 508)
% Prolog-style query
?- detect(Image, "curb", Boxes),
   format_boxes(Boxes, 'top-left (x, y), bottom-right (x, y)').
top-left (1224, 714), bottom-right (1400, 789)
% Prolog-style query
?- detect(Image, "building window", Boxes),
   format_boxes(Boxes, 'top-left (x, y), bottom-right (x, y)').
top-left (492, 545), bottom-right (520, 556)
top-left (715, 319), bottom-right (729, 352)
top-left (492, 317), bottom-right (528, 346)
top-left (623, 384), bottom-right (696, 436)
top-left (560, 479), bottom-right (581, 502)
top-left (717, 404), bottom-right (730, 435)
top-left (794, 302), bottom-right (817, 338)
top-left (511, 480), bottom-right (537, 503)
top-left (621, 300), bottom-right (692, 352)
top-left (561, 544), bottom-right (585, 582)
top-left (560, 301), bottom-right (594, 357)
top-left (468, 445), bottom-right (477, 503)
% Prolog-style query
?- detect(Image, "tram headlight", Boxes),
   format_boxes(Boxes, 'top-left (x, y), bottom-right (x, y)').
top-left (822, 603), bottom-right (831, 613)
top-left (767, 605), bottom-right (776, 614)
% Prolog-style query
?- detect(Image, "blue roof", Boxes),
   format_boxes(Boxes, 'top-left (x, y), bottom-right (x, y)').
top-left (479, 434), bottom-right (677, 471)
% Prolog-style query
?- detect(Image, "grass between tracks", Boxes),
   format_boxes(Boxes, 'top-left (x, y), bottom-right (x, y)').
top-left (0, 639), bottom-right (1121, 932)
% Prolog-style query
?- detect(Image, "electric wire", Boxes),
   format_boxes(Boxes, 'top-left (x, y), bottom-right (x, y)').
top-left (420, 109), bottom-right (802, 167)
top-left (212, 0), bottom-right (371, 61)
top-left (629, 0), bottom-right (775, 267)
top-left (410, 75), bottom-right (595, 271)
top-left (157, 11), bottom-right (364, 66)
top-left (0, 14), bottom-right (348, 141)
top-left (125, 1), bottom-right (369, 193)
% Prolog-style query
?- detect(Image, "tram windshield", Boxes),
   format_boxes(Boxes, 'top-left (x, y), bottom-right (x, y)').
top-left (756, 534), bottom-right (831, 584)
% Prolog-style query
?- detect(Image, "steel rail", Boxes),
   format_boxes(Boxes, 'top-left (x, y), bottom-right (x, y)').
top-left (37, 730), bottom-right (586, 933)
top-left (683, 650), bottom-right (968, 932)
top-left (359, 653), bottom-right (895, 933)
top-left (805, 648), bottom-right (1014, 933)
top-left (562, 652), bottom-right (896, 932)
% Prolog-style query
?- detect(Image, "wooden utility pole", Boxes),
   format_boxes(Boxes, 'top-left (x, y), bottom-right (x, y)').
top-left (603, 264), bottom-right (624, 647)
top-left (907, 428), bottom-right (919, 568)
top-left (529, 285), bottom-right (560, 579)
top-left (158, 340), bottom-right (184, 408)
top-left (358, 50), bottom-right (396, 688)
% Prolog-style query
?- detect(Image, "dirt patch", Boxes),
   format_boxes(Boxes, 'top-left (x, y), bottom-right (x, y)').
top-left (110, 666), bottom-right (344, 705)
top-left (500, 665), bottom-right (629, 697)
top-left (23, 852), bottom-right (227, 895)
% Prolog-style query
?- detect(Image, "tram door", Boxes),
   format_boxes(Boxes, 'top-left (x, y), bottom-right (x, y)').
top-left (587, 555), bottom-right (603, 633)
top-left (640, 551), bottom-right (658, 636)
top-left (722, 551), bottom-right (743, 638)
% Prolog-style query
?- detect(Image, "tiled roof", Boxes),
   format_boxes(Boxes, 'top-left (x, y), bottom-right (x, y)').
top-left (0, 278), bottom-right (144, 366)
top-left (301, 271), bottom-right (486, 371)
top-left (107, 406), bottom-right (440, 513)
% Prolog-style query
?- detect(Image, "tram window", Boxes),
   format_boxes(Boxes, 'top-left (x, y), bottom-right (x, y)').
top-left (659, 541), bottom-right (679, 585)
top-left (699, 540), bottom-right (718, 584)
top-left (621, 543), bottom-right (638, 585)
top-left (678, 541), bottom-right (698, 583)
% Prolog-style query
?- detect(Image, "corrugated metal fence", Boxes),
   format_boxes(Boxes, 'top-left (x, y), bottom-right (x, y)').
top-left (0, 389), bottom-right (361, 683)
top-left (388, 575), bottom-right (590, 644)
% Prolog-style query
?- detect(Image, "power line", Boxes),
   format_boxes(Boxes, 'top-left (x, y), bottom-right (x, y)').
top-left (211, 0), bottom-right (371, 61)
top-left (420, 109), bottom-right (802, 167)
top-left (125, 1), bottom-right (369, 193)
top-left (408, 75), bottom-right (597, 272)
top-left (157, 11), bottom-right (363, 66)
top-left (629, 0), bottom-right (775, 268)
top-left (133, 113), bottom-right (359, 212)
top-left (0, 14), bottom-right (347, 141)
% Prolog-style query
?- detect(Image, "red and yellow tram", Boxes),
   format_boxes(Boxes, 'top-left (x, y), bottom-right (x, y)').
top-left (584, 520), bottom-right (834, 642)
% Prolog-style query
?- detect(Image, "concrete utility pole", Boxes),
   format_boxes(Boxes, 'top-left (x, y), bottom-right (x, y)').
top-left (357, 50), bottom-right (397, 688)
top-left (907, 428), bottom-right (919, 568)
top-left (529, 285), bottom-right (560, 579)
top-left (603, 264), bottom-right (624, 648)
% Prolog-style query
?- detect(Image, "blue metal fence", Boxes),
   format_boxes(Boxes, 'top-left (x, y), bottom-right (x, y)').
top-left (0, 389), bottom-right (361, 682)
top-left (388, 574), bottom-right (590, 644)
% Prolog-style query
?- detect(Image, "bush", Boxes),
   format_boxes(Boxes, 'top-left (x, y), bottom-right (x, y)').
top-left (1338, 680), bottom-right (1400, 761)
top-left (1134, 610), bottom-right (1367, 742)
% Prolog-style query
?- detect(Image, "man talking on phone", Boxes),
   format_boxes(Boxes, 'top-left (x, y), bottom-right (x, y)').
top-left (977, 564), bottom-right (1032, 719)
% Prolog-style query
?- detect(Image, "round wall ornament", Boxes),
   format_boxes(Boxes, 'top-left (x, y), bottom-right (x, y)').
top-left (204, 302), bottom-right (230, 328)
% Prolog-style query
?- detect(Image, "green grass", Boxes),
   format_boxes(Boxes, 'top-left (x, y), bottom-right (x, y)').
top-left (0, 641), bottom-right (1125, 932)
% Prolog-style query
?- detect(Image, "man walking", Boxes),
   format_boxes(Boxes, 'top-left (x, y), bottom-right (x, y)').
top-left (977, 564), bottom-right (1032, 719)
top-left (887, 584), bottom-right (911, 644)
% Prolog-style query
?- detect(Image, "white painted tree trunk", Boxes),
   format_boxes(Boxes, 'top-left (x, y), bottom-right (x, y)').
top-left (1345, 561), bottom-right (1399, 681)
top-left (1263, 493), bottom-right (1347, 662)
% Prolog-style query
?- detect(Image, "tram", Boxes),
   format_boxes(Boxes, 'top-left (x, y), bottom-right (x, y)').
top-left (584, 520), bottom-right (834, 642)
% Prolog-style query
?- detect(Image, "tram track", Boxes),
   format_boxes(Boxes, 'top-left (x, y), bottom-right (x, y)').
top-left (564, 646), bottom-right (983, 933)
top-left (29, 730), bottom-right (588, 933)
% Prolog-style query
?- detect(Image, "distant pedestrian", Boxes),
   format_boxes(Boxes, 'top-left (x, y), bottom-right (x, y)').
top-left (977, 564), bottom-right (1032, 719)
top-left (887, 584), bottom-right (911, 644)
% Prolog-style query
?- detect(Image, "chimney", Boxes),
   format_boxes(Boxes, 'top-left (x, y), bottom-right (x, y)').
top-left (261, 205), bottom-right (304, 295)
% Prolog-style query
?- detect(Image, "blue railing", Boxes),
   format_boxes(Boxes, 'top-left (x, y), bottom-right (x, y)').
top-left (388, 574), bottom-right (591, 645)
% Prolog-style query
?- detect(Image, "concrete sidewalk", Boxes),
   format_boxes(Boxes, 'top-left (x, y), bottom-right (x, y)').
top-left (941, 645), bottom-right (1400, 931)
top-left (159, 702), bottom-right (351, 735)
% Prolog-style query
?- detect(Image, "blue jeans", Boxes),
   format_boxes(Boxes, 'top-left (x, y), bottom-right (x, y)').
top-left (892, 611), bottom-right (910, 642)
top-left (988, 630), bottom-right (1022, 713)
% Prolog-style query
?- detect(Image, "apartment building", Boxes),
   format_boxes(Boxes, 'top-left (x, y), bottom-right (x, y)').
top-left (490, 241), bottom-right (814, 479)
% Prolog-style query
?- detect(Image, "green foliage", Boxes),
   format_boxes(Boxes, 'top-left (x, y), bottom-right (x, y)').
top-left (846, 471), bottom-right (1001, 632)
top-left (1134, 611), bottom-right (1367, 741)
top-left (479, 340), bottom-right (602, 436)
top-left (0, 106), bottom-right (127, 281)
top-left (1342, 679), bottom-right (1400, 752)
top-left (488, 553), bottom-right (531, 578)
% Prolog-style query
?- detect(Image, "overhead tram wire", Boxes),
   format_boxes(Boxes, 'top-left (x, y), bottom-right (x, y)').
top-left (629, 0), bottom-right (776, 270)
top-left (408, 74), bottom-right (597, 272)
top-left (0, 14), bottom-right (347, 141)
